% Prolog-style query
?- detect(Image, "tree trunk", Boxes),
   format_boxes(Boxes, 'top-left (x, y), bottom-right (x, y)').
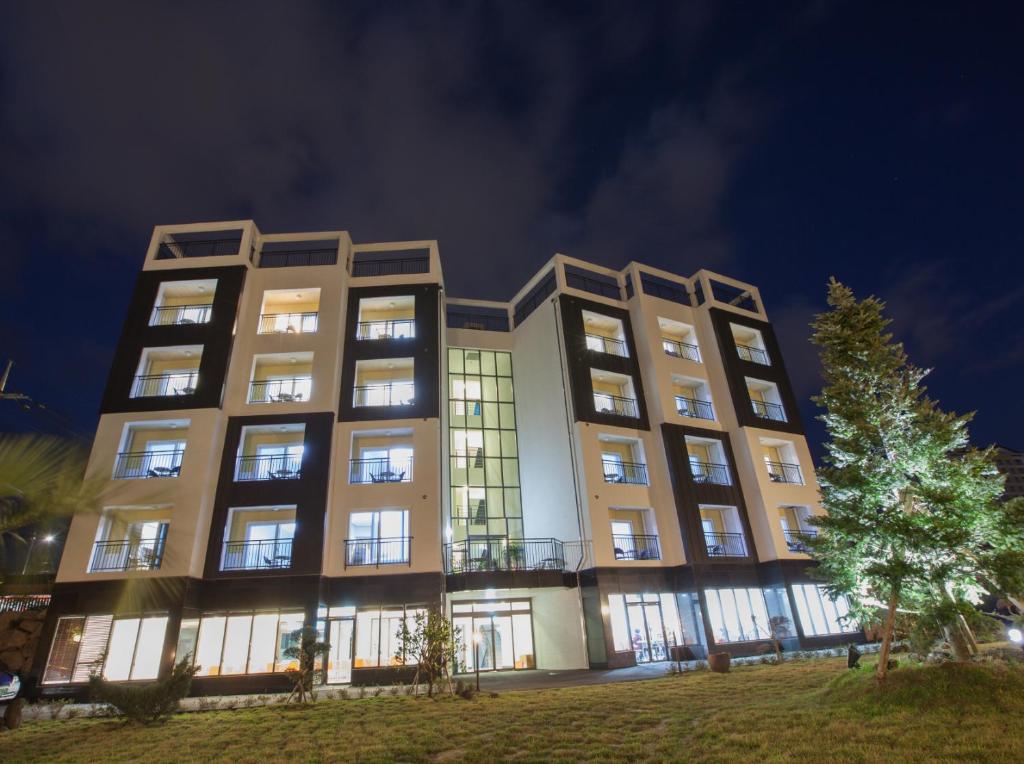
top-left (876, 584), bottom-right (900, 681)
top-left (945, 621), bottom-right (972, 661)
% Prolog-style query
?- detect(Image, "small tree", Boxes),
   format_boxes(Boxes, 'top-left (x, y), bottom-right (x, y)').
top-left (89, 658), bottom-right (198, 724)
top-left (808, 279), bottom-right (1024, 680)
top-left (396, 604), bottom-right (459, 697)
top-left (283, 626), bottom-right (330, 703)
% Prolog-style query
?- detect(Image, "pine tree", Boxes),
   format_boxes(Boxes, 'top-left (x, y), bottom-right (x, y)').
top-left (808, 279), bottom-right (1024, 680)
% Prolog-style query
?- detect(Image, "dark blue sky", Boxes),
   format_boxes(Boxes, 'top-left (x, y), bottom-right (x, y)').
top-left (1, 1), bottom-right (1022, 455)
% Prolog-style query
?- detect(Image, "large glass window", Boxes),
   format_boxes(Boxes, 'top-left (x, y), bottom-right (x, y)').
top-left (42, 614), bottom-right (167, 684)
top-left (353, 605), bottom-right (425, 668)
top-left (605, 593), bottom-right (682, 663)
top-left (704, 588), bottom-right (772, 643)
top-left (452, 600), bottom-right (534, 672)
top-left (791, 584), bottom-right (858, 636)
top-left (189, 611), bottom-right (305, 676)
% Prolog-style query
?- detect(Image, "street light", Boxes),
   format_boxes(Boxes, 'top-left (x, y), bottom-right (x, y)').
top-left (21, 533), bottom-right (55, 575)
top-left (472, 631), bottom-right (481, 692)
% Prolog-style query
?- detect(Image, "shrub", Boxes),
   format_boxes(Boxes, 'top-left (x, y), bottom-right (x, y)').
top-left (89, 658), bottom-right (198, 724)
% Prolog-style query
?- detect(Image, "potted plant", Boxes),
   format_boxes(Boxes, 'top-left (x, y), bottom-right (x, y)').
top-left (708, 651), bottom-right (731, 673)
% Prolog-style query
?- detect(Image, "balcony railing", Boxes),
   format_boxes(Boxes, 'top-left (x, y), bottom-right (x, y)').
top-left (601, 459), bottom-right (648, 485)
top-left (766, 461), bottom-right (803, 484)
top-left (344, 537), bottom-right (412, 567)
top-left (593, 393), bottom-right (638, 418)
top-left (355, 319), bottom-right (416, 340)
top-left (703, 532), bottom-right (748, 557)
top-left (444, 538), bottom-right (565, 574)
top-left (751, 400), bottom-right (786, 422)
top-left (156, 237), bottom-right (240, 260)
top-left (585, 334), bottom-right (628, 357)
top-left (113, 450), bottom-right (184, 479)
top-left (612, 534), bottom-right (661, 561)
top-left (353, 383), bottom-right (415, 407)
top-left (221, 539), bottom-right (293, 570)
top-left (248, 378), bottom-right (311, 403)
top-left (130, 372), bottom-right (198, 398)
top-left (258, 247), bottom-right (338, 268)
top-left (689, 461), bottom-right (731, 485)
top-left (783, 528), bottom-right (818, 553)
top-left (736, 344), bottom-right (770, 365)
top-left (235, 454), bottom-right (303, 481)
top-left (89, 538), bottom-right (165, 572)
top-left (257, 312), bottom-right (318, 334)
top-left (150, 304), bottom-right (213, 326)
top-left (662, 338), bottom-right (701, 362)
top-left (676, 396), bottom-right (714, 420)
top-left (349, 457), bottom-right (413, 484)
top-left (352, 255), bottom-right (430, 277)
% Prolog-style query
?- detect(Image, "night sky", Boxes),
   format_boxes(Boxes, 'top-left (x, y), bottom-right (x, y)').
top-left (1, 1), bottom-right (1022, 457)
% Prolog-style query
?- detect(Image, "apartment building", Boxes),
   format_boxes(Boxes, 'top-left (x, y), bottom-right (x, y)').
top-left (31, 221), bottom-right (859, 698)
top-left (993, 445), bottom-right (1024, 501)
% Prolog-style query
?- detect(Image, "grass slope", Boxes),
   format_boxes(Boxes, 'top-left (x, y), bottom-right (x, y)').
top-left (5, 656), bottom-right (1023, 763)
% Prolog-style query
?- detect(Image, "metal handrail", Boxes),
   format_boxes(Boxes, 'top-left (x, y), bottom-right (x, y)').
top-left (675, 396), bottom-right (714, 420)
top-left (736, 344), bottom-right (770, 365)
top-left (353, 383), bottom-right (415, 407)
top-left (766, 461), bottom-right (803, 484)
top-left (751, 399), bottom-right (786, 421)
top-left (234, 454), bottom-right (303, 481)
top-left (258, 248), bottom-right (338, 268)
top-left (612, 534), bottom-right (661, 560)
top-left (344, 537), bottom-right (412, 567)
top-left (783, 528), bottom-right (818, 553)
top-left (703, 532), bottom-right (748, 557)
top-left (601, 459), bottom-right (648, 485)
top-left (689, 461), bottom-right (731, 485)
top-left (662, 338), bottom-right (701, 362)
top-left (446, 310), bottom-right (510, 332)
top-left (248, 378), bottom-right (311, 403)
top-left (348, 457), bottom-right (413, 484)
top-left (156, 238), bottom-right (240, 260)
top-left (593, 393), bottom-right (638, 418)
top-left (257, 312), bottom-right (318, 334)
top-left (130, 372), bottom-right (198, 398)
top-left (355, 319), bottom-right (416, 340)
top-left (113, 450), bottom-right (184, 479)
top-left (150, 304), bottom-right (213, 326)
top-left (444, 537), bottom-right (565, 574)
top-left (585, 333), bottom-right (628, 357)
top-left (221, 539), bottom-right (293, 570)
top-left (90, 537), bottom-right (166, 572)
top-left (351, 256), bottom-right (430, 277)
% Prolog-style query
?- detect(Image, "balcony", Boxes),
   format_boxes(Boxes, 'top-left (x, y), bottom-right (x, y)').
top-left (585, 333), bottom-right (628, 357)
top-left (258, 312), bottom-right (318, 334)
top-left (344, 537), bottom-right (412, 567)
top-left (352, 252), bottom-right (430, 277)
top-left (89, 538), bottom-right (165, 572)
top-left (356, 319), bottom-right (416, 340)
top-left (150, 304), bottom-right (212, 326)
top-left (612, 534), bottom-right (661, 561)
top-left (349, 456), bottom-right (413, 484)
top-left (353, 382), bottom-right (415, 408)
top-left (444, 538), bottom-right (566, 574)
top-left (689, 461), bottom-right (731, 485)
top-left (662, 338), bottom-right (701, 362)
top-left (156, 236), bottom-right (241, 260)
top-left (248, 378), bottom-right (312, 404)
top-left (113, 450), bottom-right (183, 479)
top-left (235, 454), bottom-right (302, 481)
top-left (736, 343), bottom-right (769, 365)
top-left (751, 400), bottom-right (786, 422)
top-left (130, 372), bottom-right (198, 398)
top-left (258, 245), bottom-right (337, 268)
top-left (593, 393), bottom-right (638, 418)
top-left (221, 539), bottom-right (293, 570)
top-left (783, 528), bottom-right (817, 553)
top-left (601, 459), bottom-right (648, 485)
top-left (703, 532), bottom-right (748, 557)
top-left (766, 461), bottom-right (803, 484)
top-left (676, 396), bottom-right (714, 420)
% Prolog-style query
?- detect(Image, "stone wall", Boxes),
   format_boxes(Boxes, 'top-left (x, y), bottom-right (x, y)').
top-left (0, 609), bottom-right (46, 676)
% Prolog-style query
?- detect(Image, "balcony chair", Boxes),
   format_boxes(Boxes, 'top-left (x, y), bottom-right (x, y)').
top-left (272, 392), bottom-right (304, 403)
top-left (604, 472), bottom-right (625, 483)
top-left (147, 464), bottom-right (181, 478)
top-left (269, 468), bottom-right (301, 480)
top-left (174, 386), bottom-right (196, 395)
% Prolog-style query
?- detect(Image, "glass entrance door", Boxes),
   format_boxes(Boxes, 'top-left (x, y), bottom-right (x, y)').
top-left (625, 595), bottom-right (670, 663)
top-left (452, 600), bottom-right (535, 672)
top-left (326, 618), bottom-right (354, 684)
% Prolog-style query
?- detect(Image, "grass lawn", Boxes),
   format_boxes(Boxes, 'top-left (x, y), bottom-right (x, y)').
top-left (5, 654), bottom-right (1024, 763)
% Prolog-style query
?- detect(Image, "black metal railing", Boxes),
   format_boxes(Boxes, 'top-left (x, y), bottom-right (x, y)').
top-left (585, 334), bottom-right (628, 357)
top-left (352, 255), bottom-right (430, 277)
top-left (349, 457), bottom-right (413, 484)
top-left (736, 344), bottom-right (770, 365)
top-left (90, 538), bottom-right (166, 572)
top-left (113, 450), bottom-right (184, 479)
top-left (703, 532), bottom-right (748, 557)
top-left (234, 454), bottom-right (303, 481)
top-left (221, 539), bottom-right (293, 570)
top-left (355, 319), bottom-right (416, 340)
top-left (248, 378), bottom-right (311, 403)
top-left (344, 537), bottom-right (412, 567)
top-left (258, 248), bottom-right (338, 268)
top-left (593, 393), bottom-right (638, 418)
top-left (751, 399), bottom-right (786, 421)
top-left (149, 303), bottom-right (213, 326)
top-left (446, 310), bottom-right (510, 332)
top-left (689, 461), bottom-right (731, 485)
top-left (353, 383), bottom-right (415, 407)
top-left (564, 267), bottom-right (623, 300)
top-left (783, 528), bottom-right (818, 553)
top-left (612, 534), bottom-right (661, 561)
top-left (444, 538), bottom-right (565, 574)
top-left (662, 338), bottom-right (701, 362)
top-left (257, 312), bottom-right (318, 334)
top-left (640, 273), bottom-right (690, 304)
top-left (766, 461), bottom-right (803, 484)
top-left (156, 237), bottom-right (241, 260)
top-left (130, 372), bottom-right (198, 398)
top-left (601, 459), bottom-right (648, 485)
top-left (676, 396), bottom-right (714, 420)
